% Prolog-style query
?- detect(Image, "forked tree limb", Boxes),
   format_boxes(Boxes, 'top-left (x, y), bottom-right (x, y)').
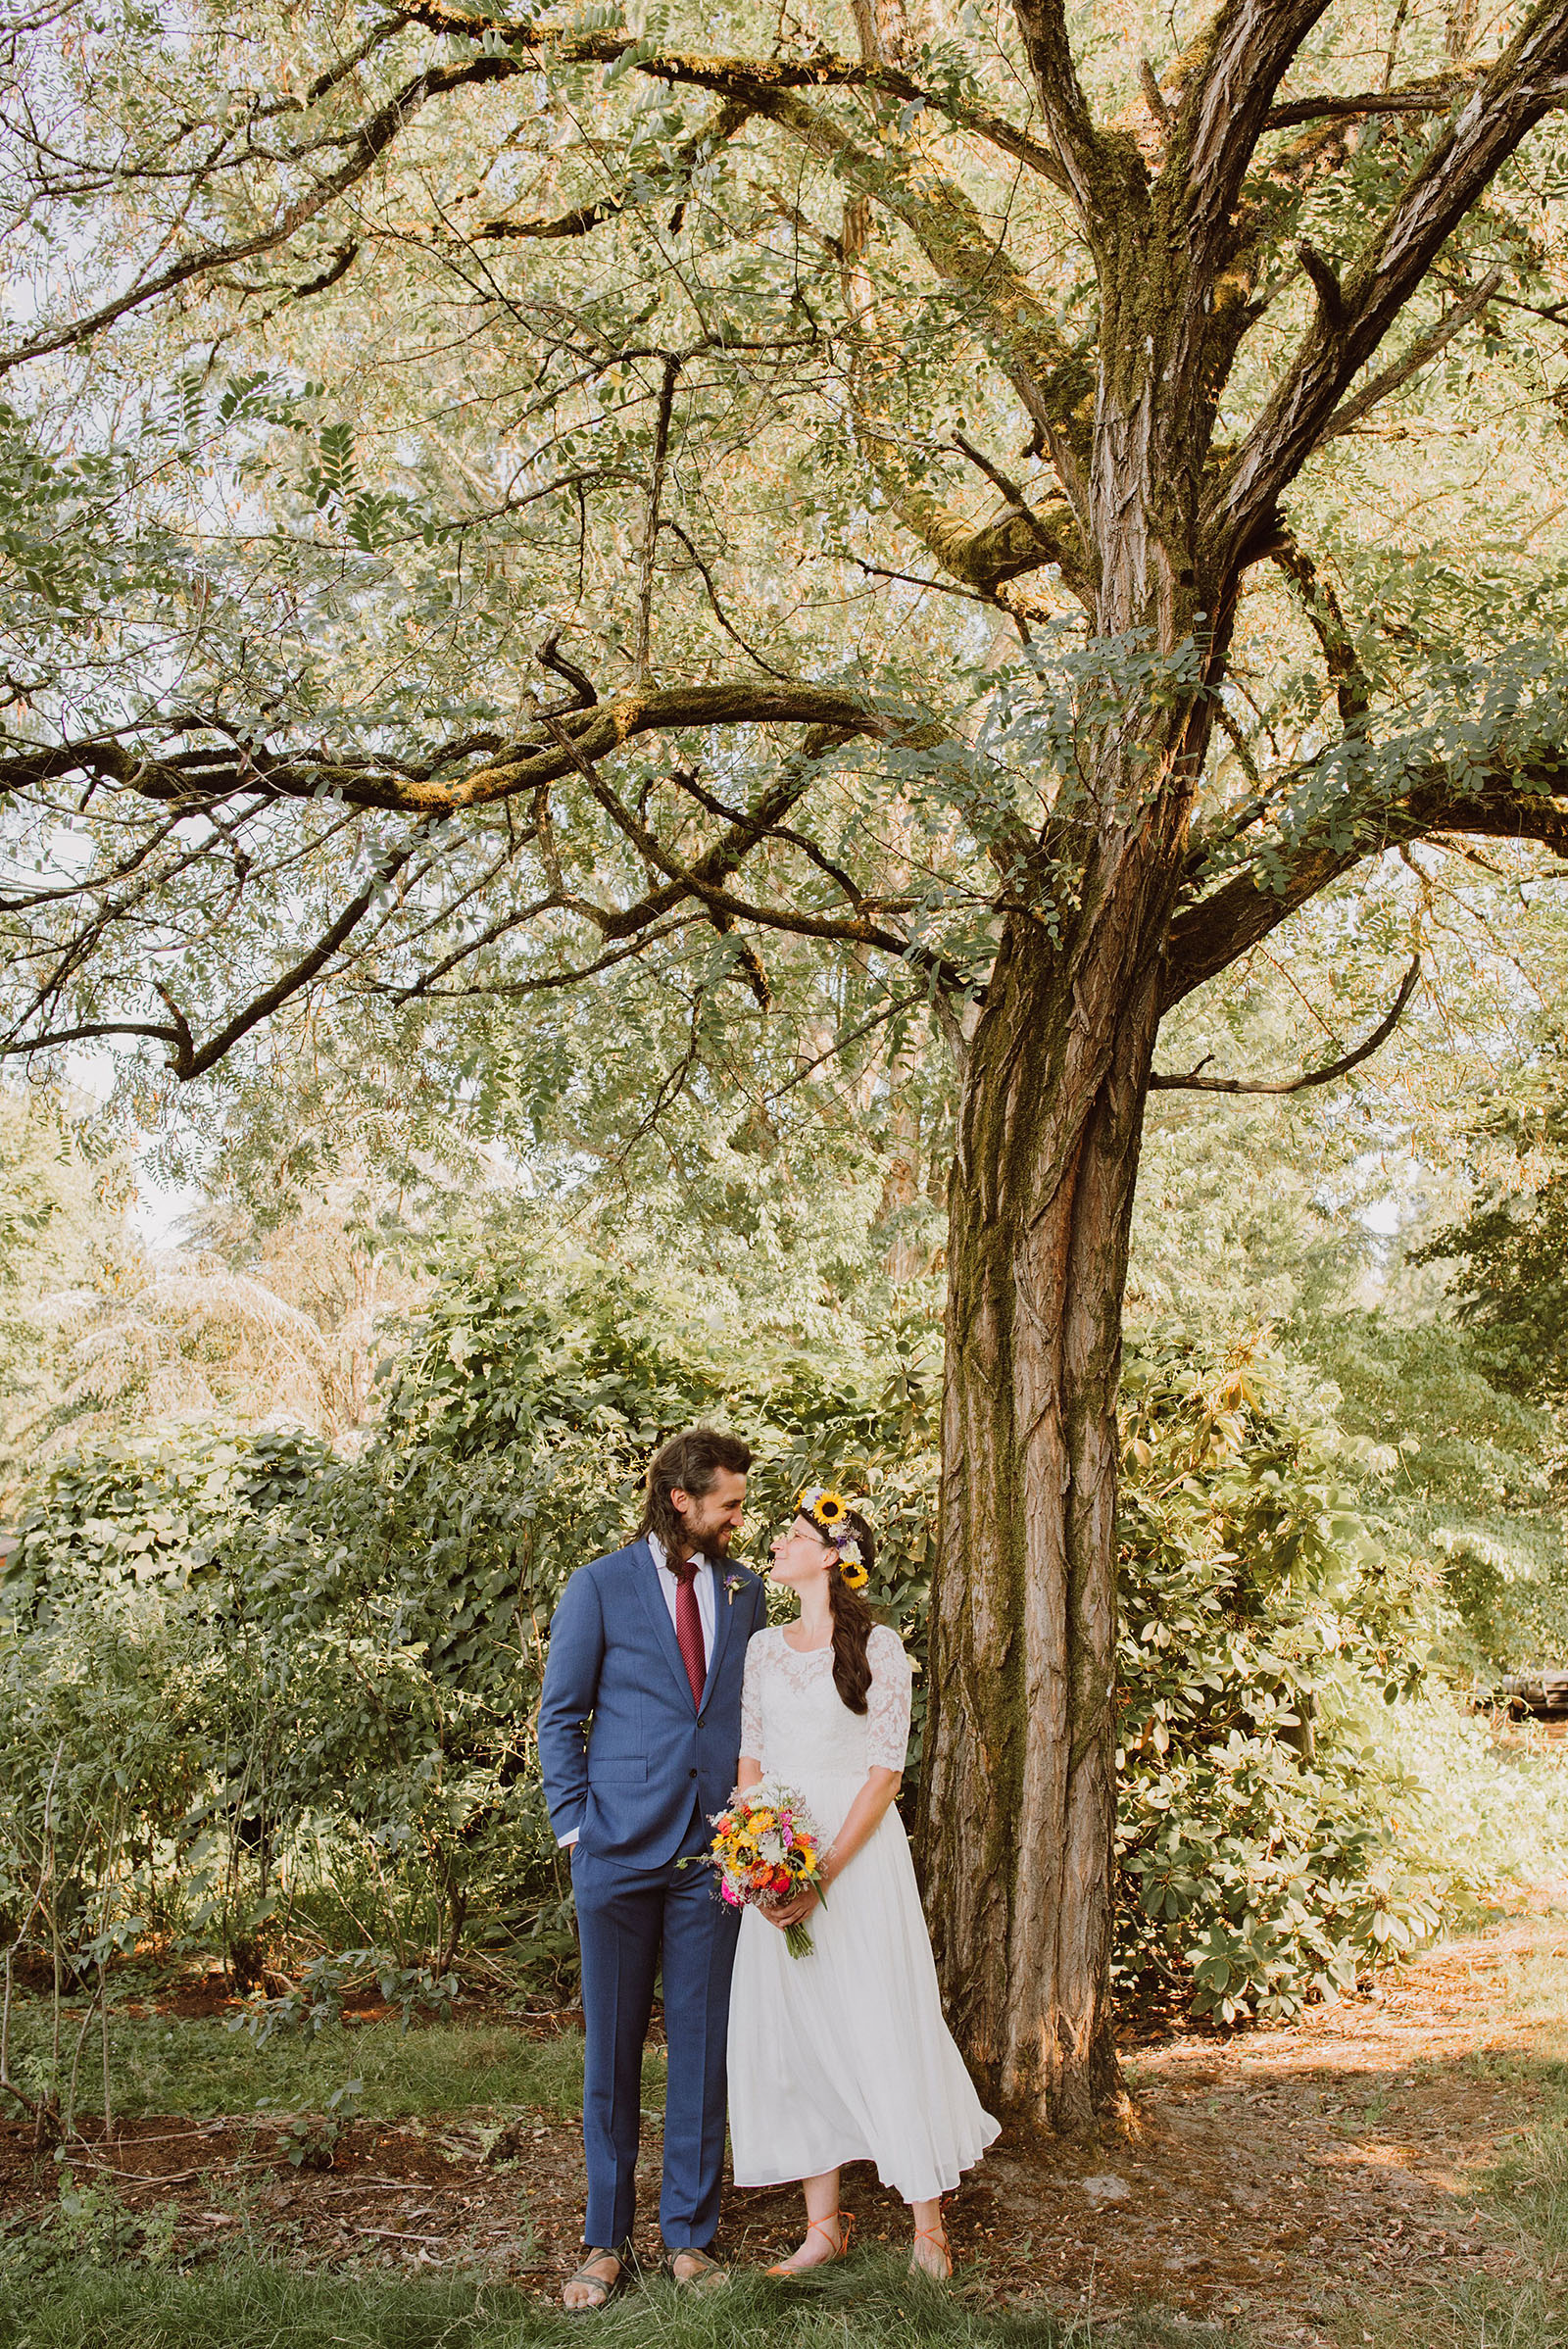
top-left (6, 825), bottom-right (432, 1073)
top-left (533, 712), bottom-right (964, 978)
top-left (1161, 766), bottom-right (1568, 1010)
top-left (1151, 952), bottom-right (1421, 1091)
top-left (475, 99), bottom-right (754, 239)
top-left (0, 52), bottom-right (530, 376)
top-left (1206, 0), bottom-right (1568, 573)
top-left (0, 15), bottom-right (1072, 383)
top-left (1170, 0), bottom-right (1341, 287)
top-left (1315, 267), bottom-right (1503, 442)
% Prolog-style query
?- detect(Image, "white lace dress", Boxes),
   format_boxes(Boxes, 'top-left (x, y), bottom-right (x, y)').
top-left (726, 1624), bottom-right (999, 2203)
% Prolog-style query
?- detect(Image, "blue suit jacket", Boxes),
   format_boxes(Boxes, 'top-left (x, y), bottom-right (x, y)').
top-left (537, 1538), bottom-right (767, 1868)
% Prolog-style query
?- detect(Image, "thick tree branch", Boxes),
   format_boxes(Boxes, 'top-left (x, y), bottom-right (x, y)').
top-left (173, 829), bottom-right (432, 1077)
top-left (1172, 0), bottom-right (1337, 285)
top-left (1162, 762), bottom-right (1568, 1011)
top-left (749, 82), bottom-right (1089, 455)
top-left (405, 3), bottom-right (1074, 190)
top-left (1263, 73), bottom-right (1474, 128)
top-left (1207, 0), bottom-right (1568, 572)
top-left (1315, 267), bottom-right (1502, 441)
top-left (0, 681), bottom-right (904, 817)
top-left (1007, 0), bottom-right (1106, 215)
top-left (1151, 953), bottom-right (1421, 1089)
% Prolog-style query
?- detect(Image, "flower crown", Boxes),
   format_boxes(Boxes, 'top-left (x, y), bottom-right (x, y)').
top-left (799, 1485), bottom-right (869, 1590)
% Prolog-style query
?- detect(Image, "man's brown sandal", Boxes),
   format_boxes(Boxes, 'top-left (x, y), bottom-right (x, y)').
top-left (668, 2245), bottom-right (728, 2291)
top-left (564, 2247), bottom-right (629, 2312)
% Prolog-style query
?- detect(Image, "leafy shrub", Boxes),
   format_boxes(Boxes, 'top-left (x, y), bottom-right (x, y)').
top-left (1113, 1325), bottom-right (1441, 2024)
top-left (0, 1248), bottom-right (941, 2008)
top-left (1, 1249), bottom-right (1524, 2036)
top-left (4, 1423), bottom-right (331, 1616)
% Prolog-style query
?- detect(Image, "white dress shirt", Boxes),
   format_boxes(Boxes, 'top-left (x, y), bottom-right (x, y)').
top-left (557, 1536), bottom-right (716, 1847)
top-left (648, 1532), bottom-right (717, 1652)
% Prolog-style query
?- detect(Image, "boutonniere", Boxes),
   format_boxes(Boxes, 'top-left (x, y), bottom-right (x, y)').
top-left (724, 1571), bottom-right (747, 1606)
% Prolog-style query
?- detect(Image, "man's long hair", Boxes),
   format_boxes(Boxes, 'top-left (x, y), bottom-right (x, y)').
top-left (638, 1427), bottom-right (753, 1555)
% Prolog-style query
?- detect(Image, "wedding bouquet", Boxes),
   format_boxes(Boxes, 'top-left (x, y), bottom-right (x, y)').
top-left (694, 1782), bottom-right (828, 1958)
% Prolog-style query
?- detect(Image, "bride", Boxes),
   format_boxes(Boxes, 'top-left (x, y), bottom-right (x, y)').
top-left (725, 1486), bottom-right (999, 2277)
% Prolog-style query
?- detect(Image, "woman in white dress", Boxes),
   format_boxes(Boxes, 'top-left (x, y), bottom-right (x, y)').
top-left (726, 1486), bottom-right (999, 2278)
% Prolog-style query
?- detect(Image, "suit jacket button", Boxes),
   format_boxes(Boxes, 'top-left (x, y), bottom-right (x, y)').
top-left (689, 1769), bottom-right (698, 1780)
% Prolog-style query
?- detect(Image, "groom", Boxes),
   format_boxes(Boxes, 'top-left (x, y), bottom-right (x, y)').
top-left (537, 1426), bottom-right (766, 2308)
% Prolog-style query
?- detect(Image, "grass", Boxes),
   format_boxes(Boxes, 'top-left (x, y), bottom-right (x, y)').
top-left (1335, 1920), bottom-right (1568, 2349)
top-left (1364, 2125), bottom-right (1568, 2349)
top-left (6, 1917), bottom-right (1568, 2347)
top-left (0, 2252), bottom-right (1239, 2349)
top-left (0, 2005), bottom-right (653, 2123)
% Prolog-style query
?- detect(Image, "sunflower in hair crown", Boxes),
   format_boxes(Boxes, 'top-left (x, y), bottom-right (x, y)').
top-left (799, 1486), bottom-right (870, 1590)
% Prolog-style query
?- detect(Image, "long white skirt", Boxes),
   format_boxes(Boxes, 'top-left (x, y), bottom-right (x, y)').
top-left (725, 1767), bottom-right (1000, 2205)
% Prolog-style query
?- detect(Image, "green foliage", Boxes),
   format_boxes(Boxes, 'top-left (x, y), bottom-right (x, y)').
top-left (5, 1238), bottom-right (1511, 2035)
top-left (0, 1086), bottom-right (138, 1498)
top-left (5, 1424), bottom-right (330, 1614)
top-left (1367, 1692), bottom-right (1568, 1911)
top-left (1114, 1326), bottom-right (1440, 2026)
top-left (1416, 1050), bottom-right (1568, 1409)
top-left (0, 2003), bottom-right (603, 2124)
top-left (369, 1240), bottom-right (939, 1742)
top-left (1302, 1310), bottom-right (1568, 1674)
top-left (0, 1246), bottom-right (943, 2027)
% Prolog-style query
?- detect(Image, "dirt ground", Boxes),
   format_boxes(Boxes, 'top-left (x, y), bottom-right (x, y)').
top-left (2, 1891), bottom-right (1562, 2335)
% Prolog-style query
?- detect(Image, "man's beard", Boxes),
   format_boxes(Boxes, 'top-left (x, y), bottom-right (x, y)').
top-left (684, 1514), bottom-right (736, 1557)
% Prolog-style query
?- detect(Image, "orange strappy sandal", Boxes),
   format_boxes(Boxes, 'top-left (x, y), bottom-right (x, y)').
top-left (910, 2224), bottom-right (953, 2278)
top-left (765, 2211), bottom-right (855, 2276)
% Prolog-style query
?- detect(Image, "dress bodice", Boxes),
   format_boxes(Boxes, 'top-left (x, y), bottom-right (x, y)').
top-left (739, 1623), bottom-right (912, 1784)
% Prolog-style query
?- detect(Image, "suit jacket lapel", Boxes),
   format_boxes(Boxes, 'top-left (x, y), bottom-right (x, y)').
top-left (631, 1537), bottom-right (699, 1708)
top-left (699, 1561), bottom-right (737, 1711)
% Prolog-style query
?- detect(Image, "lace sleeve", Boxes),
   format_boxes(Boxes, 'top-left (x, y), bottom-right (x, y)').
top-left (739, 1634), bottom-right (765, 1763)
top-left (864, 1627), bottom-right (912, 1773)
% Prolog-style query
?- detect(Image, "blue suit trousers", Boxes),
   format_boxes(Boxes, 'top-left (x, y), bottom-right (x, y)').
top-left (571, 1808), bottom-right (740, 2251)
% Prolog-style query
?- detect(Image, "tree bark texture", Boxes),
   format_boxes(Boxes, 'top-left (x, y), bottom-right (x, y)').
top-left (917, 186), bottom-right (1222, 2123)
top-left (919, 839), bottom-right (1181, 2125)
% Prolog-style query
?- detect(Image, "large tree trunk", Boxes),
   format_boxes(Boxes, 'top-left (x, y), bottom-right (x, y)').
top-left (917, 895), bottom-right (1166, 2127)
top-left (917, 349), bottom-right (1213, 2116)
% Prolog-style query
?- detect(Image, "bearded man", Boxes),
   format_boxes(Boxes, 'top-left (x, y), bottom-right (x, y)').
top-left (537, 1425), bottom-right (766, 2309)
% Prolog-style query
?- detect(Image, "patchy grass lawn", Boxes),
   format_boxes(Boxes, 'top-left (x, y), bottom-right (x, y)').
top-left (0, 2253), bottom-right (1237, 2349)
top-left (0, 1896), bottom-right (1564, 2349)
top-left (0, 2000), bottom-right (640, 2124)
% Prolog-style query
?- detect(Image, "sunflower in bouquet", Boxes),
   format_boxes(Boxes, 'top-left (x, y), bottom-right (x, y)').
top-left (692, 1782), bottom-right (828, 1958)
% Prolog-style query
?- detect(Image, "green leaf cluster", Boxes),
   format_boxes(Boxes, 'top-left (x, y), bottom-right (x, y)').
top-left (3, 1246), bottom-right (1503, 2029)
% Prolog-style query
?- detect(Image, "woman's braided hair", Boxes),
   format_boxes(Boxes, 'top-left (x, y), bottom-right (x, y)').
top-left (798, 1489), bottom-right (877, 1716)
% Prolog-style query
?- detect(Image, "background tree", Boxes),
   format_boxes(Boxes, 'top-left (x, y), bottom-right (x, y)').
top-left (8, 0), bottom-right (1568, 2125)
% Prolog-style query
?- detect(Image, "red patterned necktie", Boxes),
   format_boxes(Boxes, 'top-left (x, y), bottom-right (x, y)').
top-left (671, 1554), bottom-right (707, 1710)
